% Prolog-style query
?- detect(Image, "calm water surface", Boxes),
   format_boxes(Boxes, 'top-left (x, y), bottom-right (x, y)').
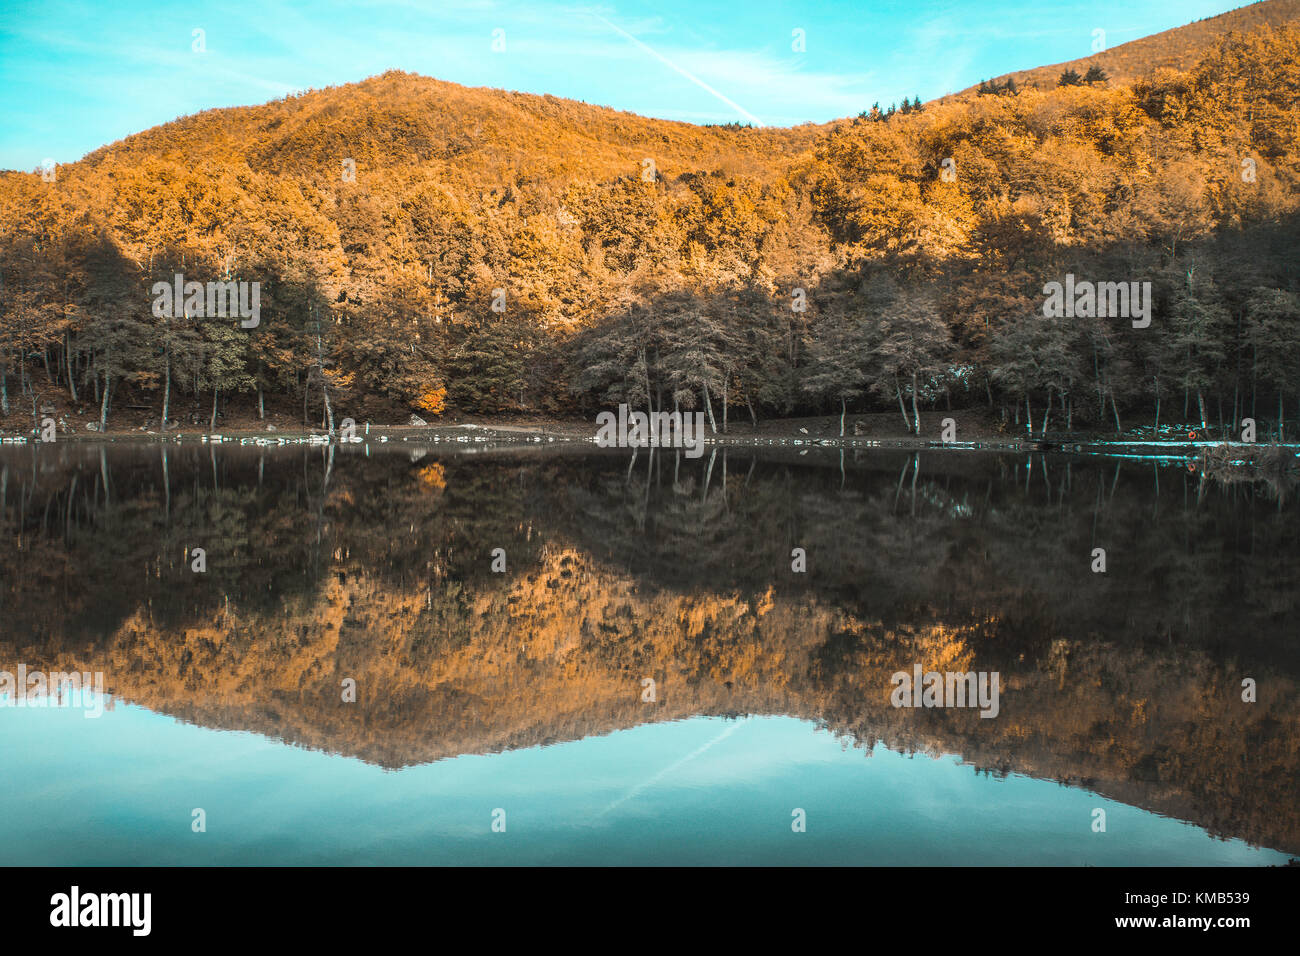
top-left (0, 442), bottom-right (1295, 865)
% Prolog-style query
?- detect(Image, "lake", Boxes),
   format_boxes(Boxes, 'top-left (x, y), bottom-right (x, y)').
top-left (0, 441), bottom-right (1295, 865)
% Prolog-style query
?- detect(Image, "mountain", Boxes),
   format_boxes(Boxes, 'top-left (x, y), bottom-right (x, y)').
top-left (1, 10), bottom-right (1299, 438)
top-left (77, 70), bottom-right (823, 188)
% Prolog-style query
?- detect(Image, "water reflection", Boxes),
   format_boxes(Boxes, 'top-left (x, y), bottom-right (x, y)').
top-left (0, 442), bottom-right (1296, 863)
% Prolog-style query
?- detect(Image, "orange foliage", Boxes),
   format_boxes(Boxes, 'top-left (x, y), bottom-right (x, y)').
top-left (415, 384), bottom-right (447, 414)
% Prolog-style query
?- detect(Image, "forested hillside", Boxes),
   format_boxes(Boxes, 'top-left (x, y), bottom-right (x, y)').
top-left (1, 16), bottom-right (1299, 436)
top-left (945, 0), bottom-right (1300, 98)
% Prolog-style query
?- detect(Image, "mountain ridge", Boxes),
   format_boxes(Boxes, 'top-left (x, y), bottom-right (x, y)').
top-left (1, 5), bottom-right (1299, 436)
top-left (45, 0), bottom-right (1299, 180)
top-left (942, 0), bottom-right (1300, 101)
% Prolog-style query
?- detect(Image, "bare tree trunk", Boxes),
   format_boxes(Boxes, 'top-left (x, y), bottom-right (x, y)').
top-left (98, 373), bottom-right (111, 432)
top-left (701, 383), bottom-right (717, 434)
top-left (1092, 345), bottom-right (1103, 424)
top-left (65, 332), bottom-right (77, 402)
top-left (895, 378), bottom-right (910, 431)
top-left (839, 396), bottom-right (846, 437)
top-left (161, 352), bottom-right (170, 432)
top-left (1252, 344), bottom-right (1257, 419)
top-left (210, 384), bottom-right (219, 431)
top-left (910, 371), bottom-right (920, 435)
top-left (722, 372), bottom-right (729, 434)
top-left (316, 317), bottom-right (335, 436)
top-left (322, 379), bottom-right (334, 436)
top-left (642, 348), bottom-right (652, 418)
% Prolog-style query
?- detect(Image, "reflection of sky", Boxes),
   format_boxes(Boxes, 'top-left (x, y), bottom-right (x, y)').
top-left (0, 700), bottom-right (1286, 865)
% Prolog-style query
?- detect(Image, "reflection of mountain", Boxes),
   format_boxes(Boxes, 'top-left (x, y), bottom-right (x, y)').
top-left (2, 445), bottom-right (1298, 855)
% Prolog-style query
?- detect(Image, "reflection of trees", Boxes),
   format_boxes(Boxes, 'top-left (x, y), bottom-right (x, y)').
top-left (3, 444), bottom-right (1297, 663)
top-left (1, 444), bottom-right (1298, 852)
top-left (564, 449), bottom-right (1299, 667)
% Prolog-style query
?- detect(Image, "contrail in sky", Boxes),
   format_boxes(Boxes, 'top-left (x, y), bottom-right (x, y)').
top-left (588, 11), bottom-right (765, 127)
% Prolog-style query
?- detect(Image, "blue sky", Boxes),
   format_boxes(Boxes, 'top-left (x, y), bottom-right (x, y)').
top-left (0, 0), bottom-right (1248, 171)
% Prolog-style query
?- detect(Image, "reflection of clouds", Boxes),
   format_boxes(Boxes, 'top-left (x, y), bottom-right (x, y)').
top-left (598, 715), bottom-right (750, 816)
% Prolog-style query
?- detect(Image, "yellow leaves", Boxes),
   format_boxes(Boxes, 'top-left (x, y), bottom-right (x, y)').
top-left (913, 182), bottom-right (977, 261)
top-left (415, 384), bottom-right (447, 415)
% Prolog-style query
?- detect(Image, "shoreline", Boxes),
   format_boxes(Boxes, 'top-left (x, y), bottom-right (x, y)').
top-left (2, 420), bottom-right (1298, 463)
top-left (4, 404), bottom-right (1298, 460)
